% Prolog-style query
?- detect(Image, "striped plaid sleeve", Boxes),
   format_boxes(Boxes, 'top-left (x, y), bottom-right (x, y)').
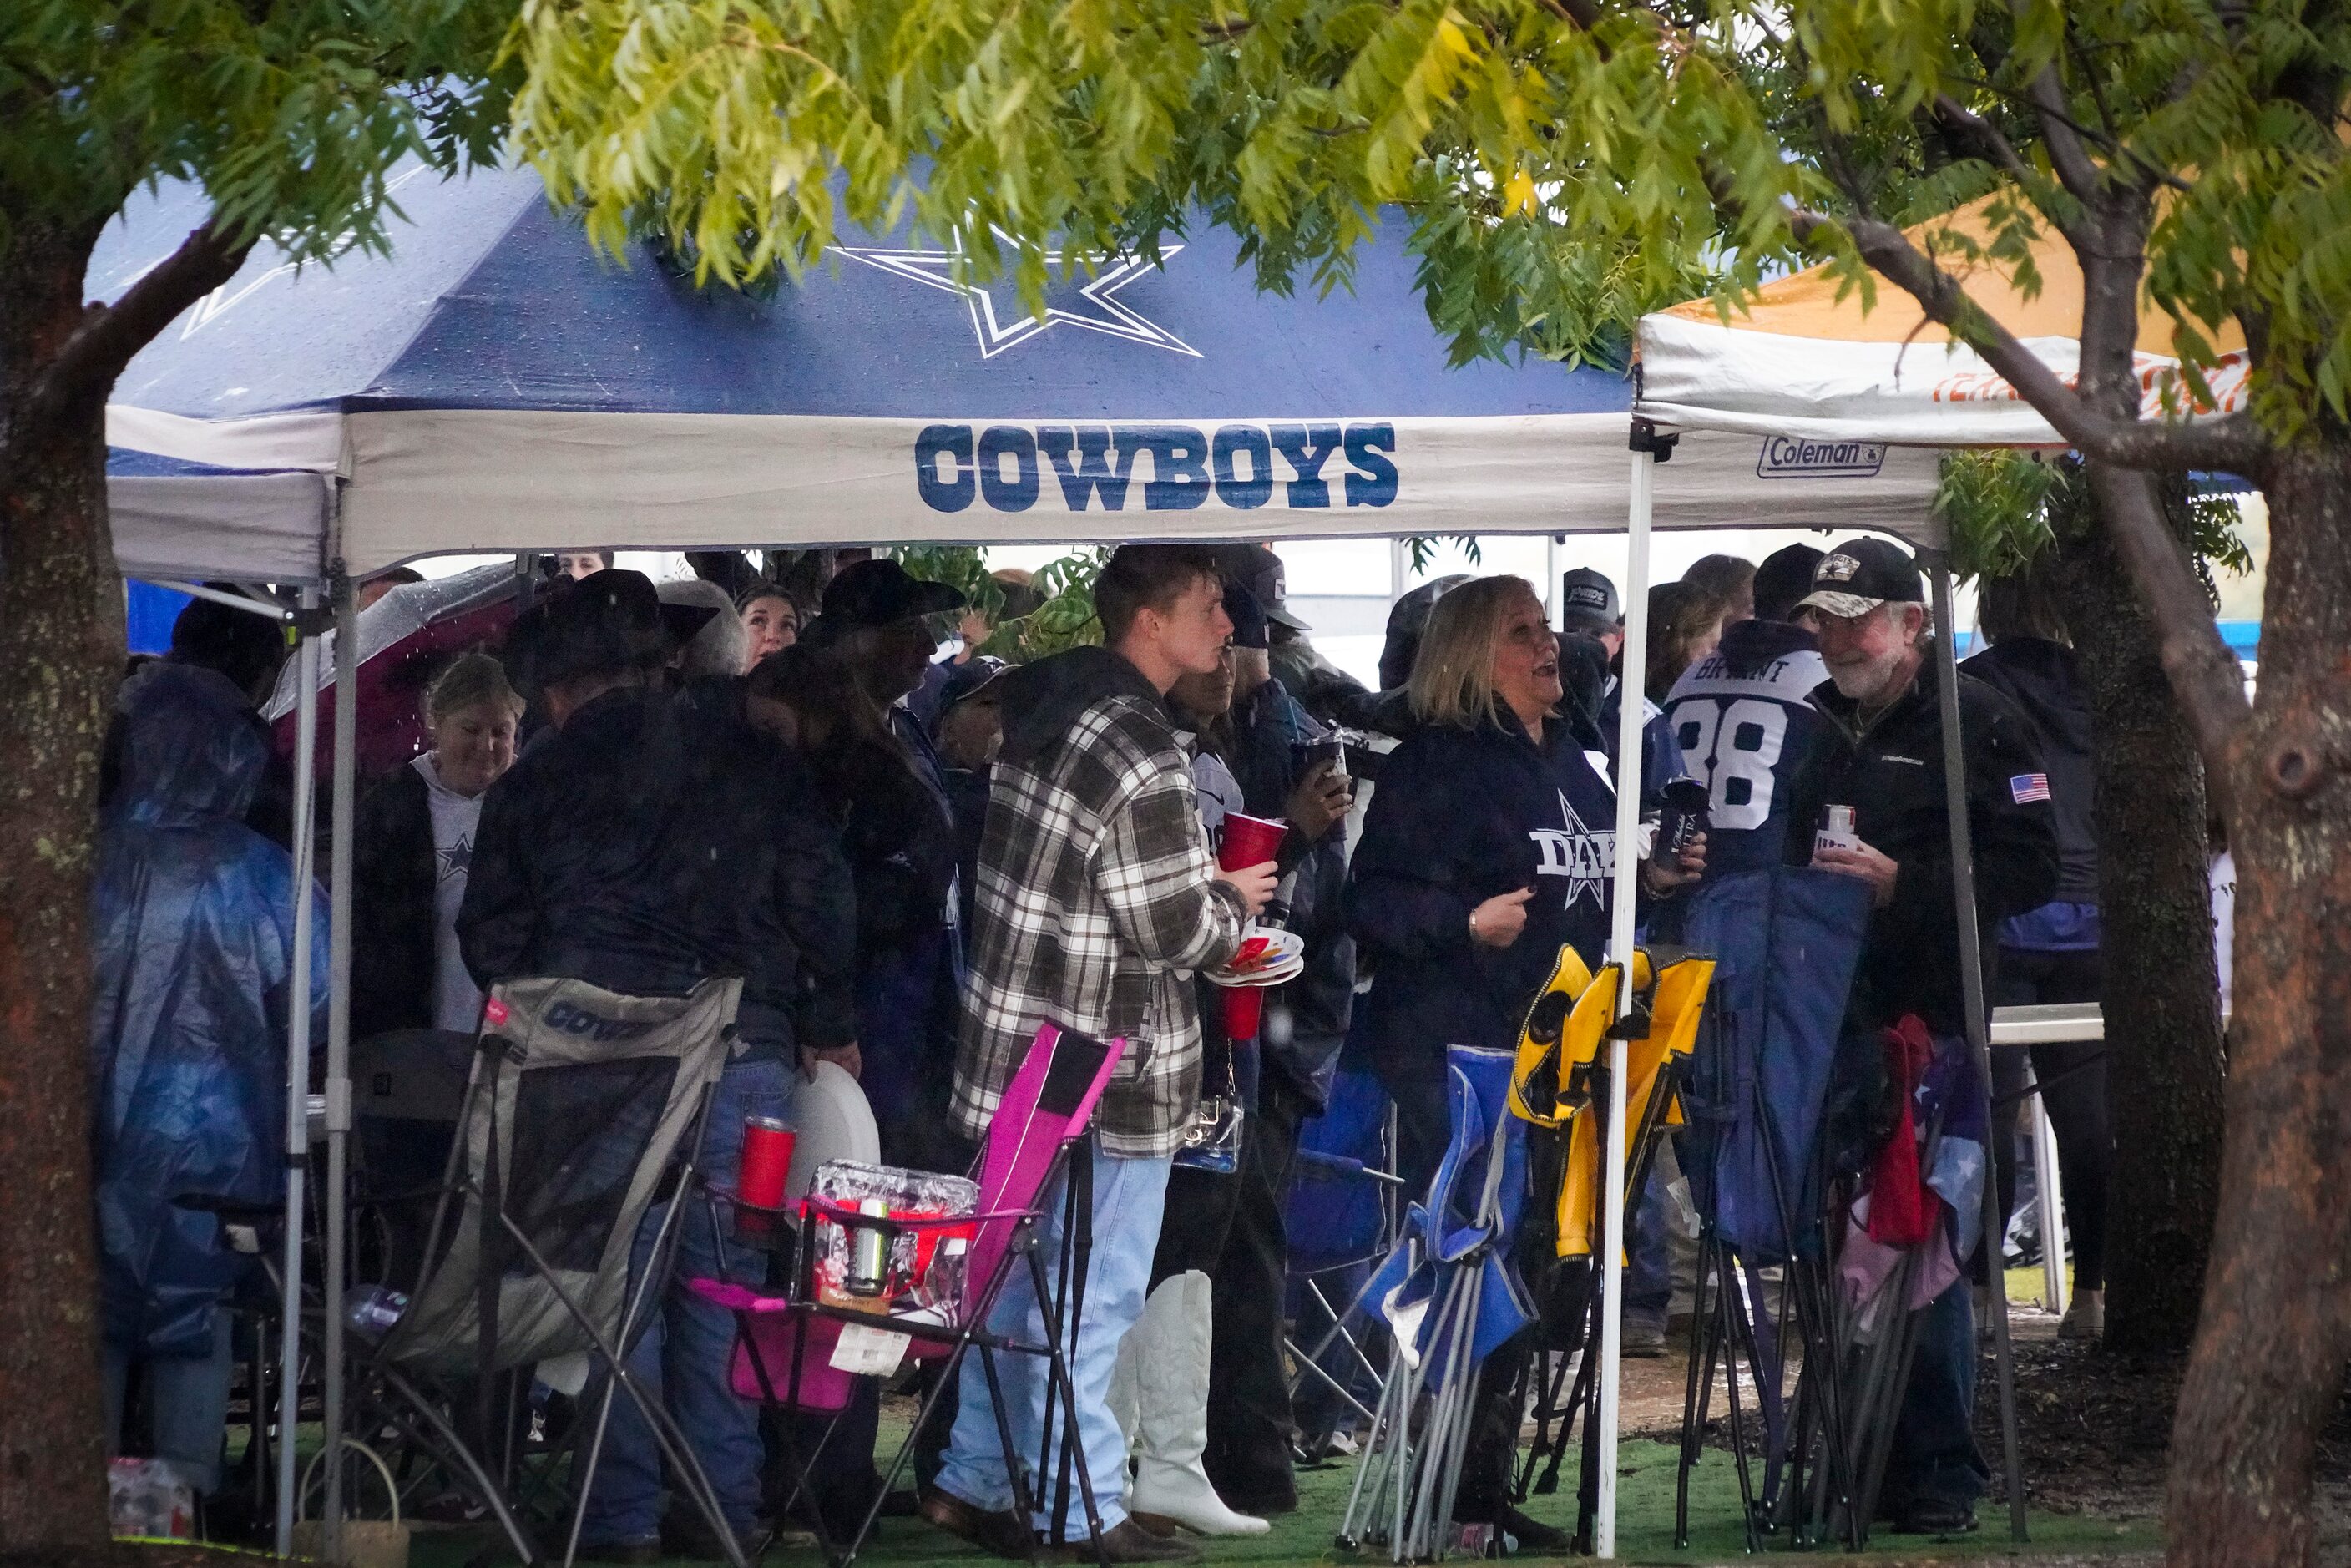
top-left (1096, 746), bottom-right (1246, 972)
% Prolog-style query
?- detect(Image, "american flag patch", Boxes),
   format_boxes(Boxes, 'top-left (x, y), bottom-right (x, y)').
top-left (2010, 773), bottom-right (2051, 804)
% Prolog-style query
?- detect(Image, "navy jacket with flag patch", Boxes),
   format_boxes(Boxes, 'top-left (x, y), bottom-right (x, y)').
top-left (1347, 708), bottom-right (1619, 1078)
top-left (1664, 620), bottom-right (1832, 877)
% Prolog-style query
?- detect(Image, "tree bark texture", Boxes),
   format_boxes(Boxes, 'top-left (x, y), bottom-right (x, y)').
top-left (2046, 473), bottom-right (2227, 1357)
top-left (2166, 441), bottom-right (2351, 1568)
top-left (0, 219), bottom-right (120, 1553)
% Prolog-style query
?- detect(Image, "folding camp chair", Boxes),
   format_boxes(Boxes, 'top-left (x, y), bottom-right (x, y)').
top-left (336, 974), bottom-right (741, 1568)
top-left (686, 1021), bottom-right (1125, 1568)
top-left (1337, 1044), bottom-right (1531, 1564)
top-left (1676, 867), bottom-right (1872, 1551)
top-left (1282, 1066), bottom-right (1405, 1449)
top-left (1499, 942), bottom-right (1714, 1549)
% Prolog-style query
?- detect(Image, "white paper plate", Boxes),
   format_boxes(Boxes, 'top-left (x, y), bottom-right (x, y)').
top-left (786, 1060), bottom-right (880, 1200)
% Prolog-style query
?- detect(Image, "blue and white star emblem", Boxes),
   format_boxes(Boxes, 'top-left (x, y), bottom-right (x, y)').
top-left (437, 833), bottom-right (472, 883)
top-left (1529, 791), bottom-right (1616, 911)
top-left (830, 235), bottom-right (1200, 360)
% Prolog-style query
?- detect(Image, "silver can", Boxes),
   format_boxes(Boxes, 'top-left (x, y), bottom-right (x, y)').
top-left (847, 1197), bottom-right (892, 1297)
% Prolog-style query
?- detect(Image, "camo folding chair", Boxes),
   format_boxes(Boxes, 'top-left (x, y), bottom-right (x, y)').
top-left (339, 974), bottom-right (742, 1568)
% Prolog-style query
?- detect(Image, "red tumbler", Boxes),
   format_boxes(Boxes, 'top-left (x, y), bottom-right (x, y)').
top-left (738, 1117), bottom-right (796, 1210)
top-left (1222, 984), bottom-right (1266, 1041)
top-left (1219, 812), bottom-right (1287, 872)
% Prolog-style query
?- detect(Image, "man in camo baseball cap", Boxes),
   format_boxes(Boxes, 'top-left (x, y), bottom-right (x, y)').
top-left (1794, 537), bottom-right (1924, 622)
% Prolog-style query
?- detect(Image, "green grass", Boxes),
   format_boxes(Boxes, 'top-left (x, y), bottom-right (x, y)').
top-left (401, 1439), bottom-right (2158, 1568)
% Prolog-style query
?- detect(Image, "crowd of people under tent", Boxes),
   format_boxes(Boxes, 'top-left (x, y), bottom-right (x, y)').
top-left (92, 529), bottom-right (2237, 1557)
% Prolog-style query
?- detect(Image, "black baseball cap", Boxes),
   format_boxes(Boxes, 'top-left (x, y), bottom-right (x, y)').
top-left (1796, 538), bottom-right (1924, 620)
top-left (1752, 544), bottom-right (1826, 624)
top-left (936, 655), bottom-right (1011, 716)
top-left (1560, 568), bottom-right (1620, 636)
top-left (1223, 581), bottom-right (1271, 650)
top-left (820, 559), bottom-right (967, 629)
top-left (1215, 544), bottom-right (1308, 631)
top-left (533, 569), bottom-right (718, 686)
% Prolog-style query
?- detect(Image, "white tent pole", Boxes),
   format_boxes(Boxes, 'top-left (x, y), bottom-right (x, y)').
top-left (1599, 427), bottom-right (1662, 1557)
top-left (1926, 554), bottom-right (2027, 1544)
top-left (320, 568), bottom-right (359, 1555)
top-left (273, 589), bottom-right (321, 1556)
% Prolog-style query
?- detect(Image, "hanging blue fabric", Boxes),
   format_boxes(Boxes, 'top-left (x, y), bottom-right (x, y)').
top-left (1680, 866), bottom-right (1872, 1262)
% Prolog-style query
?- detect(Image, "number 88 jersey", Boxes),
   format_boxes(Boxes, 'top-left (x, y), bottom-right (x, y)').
top-left (1661, 620), bottom-right (1831, 877)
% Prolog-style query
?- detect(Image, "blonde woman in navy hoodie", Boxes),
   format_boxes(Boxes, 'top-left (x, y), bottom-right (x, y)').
top-left (1347, 574), bottom-right (1704, 1550)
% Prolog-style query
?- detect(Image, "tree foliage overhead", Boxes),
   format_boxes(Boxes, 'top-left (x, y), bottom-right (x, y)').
top-left (507, 1), bottom-right (2345, 441)
top-left (3, 1), bottom-right (512, 265)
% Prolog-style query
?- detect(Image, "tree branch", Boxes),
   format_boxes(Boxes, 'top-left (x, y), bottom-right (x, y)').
top-left (19, 220), bottom-right (253, 435)
top-left (2083, 462), bottom-right (2253, 785)
top-left (2027, 63), bottom-right (2106, 200)
top-left (1929, 92), bottom-right (2092, 248)
top-left (1787, 204), bottom-right (2270, 474)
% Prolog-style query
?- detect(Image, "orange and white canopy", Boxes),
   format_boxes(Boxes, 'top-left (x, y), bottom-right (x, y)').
top-left (1636, 196), bottom-right (2249, 448)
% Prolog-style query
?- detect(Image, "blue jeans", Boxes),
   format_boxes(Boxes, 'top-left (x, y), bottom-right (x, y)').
top-left (935, 1149), bottom-right (1170, 1539)
top-left (582, 1057), bottom-right (793, 1543)
top-left (104, 1307), bottom-right (234, 1495)
top-left (1625, 1146), bottom-right (1677, 1331)
top-left (1885, 1279), bottom-right (1987, 1510)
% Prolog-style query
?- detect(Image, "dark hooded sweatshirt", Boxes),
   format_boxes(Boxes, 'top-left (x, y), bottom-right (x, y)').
top-left (1347, 706), bottom-right (1620, 1078)
top-left (1960, 637), bottom-right (2100, 944)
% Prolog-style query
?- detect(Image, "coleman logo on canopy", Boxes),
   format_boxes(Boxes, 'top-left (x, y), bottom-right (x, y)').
top-left (1757, 435), bottom-right (1886, 478)
top-left (916, 421), bottom-right (1398, 513)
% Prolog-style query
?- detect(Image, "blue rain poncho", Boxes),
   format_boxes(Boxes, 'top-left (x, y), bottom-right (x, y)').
top-left (89, 662), bottom-right (328, 1355)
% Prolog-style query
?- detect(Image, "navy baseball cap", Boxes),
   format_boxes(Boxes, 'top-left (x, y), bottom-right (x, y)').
top-left (1560, 568), bottom-right (1620, 635)
top-left (1224, 581), bottom-right (1271, 650)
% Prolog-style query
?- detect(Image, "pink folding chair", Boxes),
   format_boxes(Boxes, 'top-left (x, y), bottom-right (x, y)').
top-left (687, 1021), bottom-right (1124, 1566)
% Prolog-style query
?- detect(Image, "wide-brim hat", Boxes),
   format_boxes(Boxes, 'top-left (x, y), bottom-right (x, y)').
top-left (532, 569), bottom-right (720, 686)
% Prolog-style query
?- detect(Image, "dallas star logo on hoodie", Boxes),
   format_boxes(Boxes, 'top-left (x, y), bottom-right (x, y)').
top-left (1529, 791), bottom-right (1615, 911)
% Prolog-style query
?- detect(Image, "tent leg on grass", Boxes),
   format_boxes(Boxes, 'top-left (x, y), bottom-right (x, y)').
top-left (1928, 554), bottom-right (2027, 1545)
top-left (321, 563), bottom-right (359, 1556)
top-left (276, 586), bottom-right (322, 1555)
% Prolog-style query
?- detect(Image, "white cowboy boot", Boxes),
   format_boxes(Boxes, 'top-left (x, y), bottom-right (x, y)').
top-left (1128, 1272), bottom-right (1271, 1537)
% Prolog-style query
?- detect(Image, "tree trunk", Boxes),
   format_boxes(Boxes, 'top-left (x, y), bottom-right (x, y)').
top-left (2045, 471), bottom-right (2227, 1356)
top-left (2166, 439), bottom-right (2351, 1568)
top-left (0, 221), bottom-right (121, 1551)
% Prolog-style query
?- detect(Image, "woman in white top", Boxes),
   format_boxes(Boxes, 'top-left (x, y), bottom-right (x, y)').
top-left (351, 653), bottom-right (524, 1040)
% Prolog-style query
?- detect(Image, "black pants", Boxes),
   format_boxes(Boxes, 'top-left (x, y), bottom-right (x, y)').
top-left (1990, 948), bottom-right (2111, 1292)
top-left (1149, 1075), bottom-right (1310, 1475)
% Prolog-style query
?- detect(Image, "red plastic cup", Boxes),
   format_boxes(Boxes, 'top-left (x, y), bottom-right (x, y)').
top-left (738, 1117), bottom-right (796, 1210)
top-left (1222, 984), bottom-right (1266, 1041)
top-left (1219, 812), bottom-right (1287, 873)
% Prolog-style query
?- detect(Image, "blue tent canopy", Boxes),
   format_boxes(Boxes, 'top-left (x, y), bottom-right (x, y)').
top-left (96, 163), bottom-right (1941, 581)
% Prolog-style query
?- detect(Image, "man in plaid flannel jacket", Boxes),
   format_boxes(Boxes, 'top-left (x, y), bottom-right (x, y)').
top-left (928, 547), bottom-right (1278, 1564)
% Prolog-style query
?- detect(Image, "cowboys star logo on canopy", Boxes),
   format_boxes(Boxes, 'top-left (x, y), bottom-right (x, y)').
top-left (831, 234), bottom-right (1199, 360)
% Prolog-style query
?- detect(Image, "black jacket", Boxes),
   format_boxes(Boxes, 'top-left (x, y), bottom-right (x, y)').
top-left (1222, 677), bottom-right (1355, 1103)
top-left (811, 709), bottom-right (958, 961)
top-left (1349, 709), bottom-right (1619, 1072)
top-left (1782, 655), bottom-right (2060, 1035)
top-left (351, 763), bottom-right (437, 1039)
top-left (1960, 637), bottom-right (2098, 904)
top-left (458, 685), bottom-right (858, 1057)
